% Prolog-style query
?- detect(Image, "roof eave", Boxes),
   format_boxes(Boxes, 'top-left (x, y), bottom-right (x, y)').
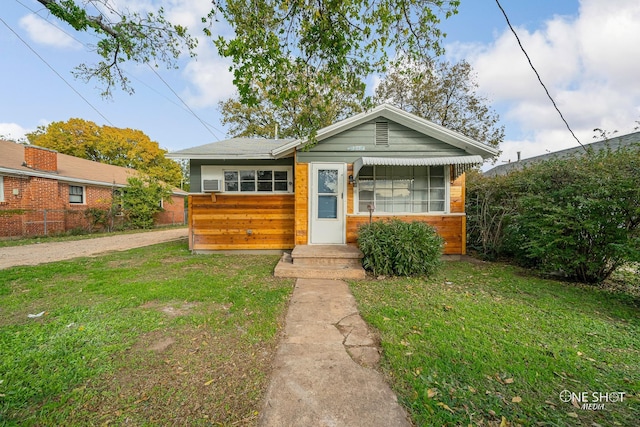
top-left (270, 104), bottom-right (499, 159)
top-left (271, 140), bottom-right (302, 157)
top-left (166, 153), bottom-right (278, 160)
top-left (0, 166), bottom-right (129, 187)
top-left (372, 105), bottom-right (499, 158)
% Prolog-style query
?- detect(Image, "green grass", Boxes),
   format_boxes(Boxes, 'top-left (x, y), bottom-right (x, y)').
top-left (0, 240), bottom-right (293, 426)
top-left (2, 241), bottom-right (638, 426)
top-left (350, 260), bottom-right (640, 426)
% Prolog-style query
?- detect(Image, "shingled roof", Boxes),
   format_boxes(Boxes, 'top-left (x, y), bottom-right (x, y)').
top-left (166, 137), bottom-right (296, 160)
top-left (0, 140), bottom-right (186, 195)
top-left (0, 140), bottom-right (138, 186)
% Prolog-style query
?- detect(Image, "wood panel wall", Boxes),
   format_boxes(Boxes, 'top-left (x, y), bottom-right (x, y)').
top-left (187, 165), bottom-right (467, 253)
top-left (344, 167), bottom-right (467, 254)
top-left (189, 194), bottom-right (295, 251)
top-left (294, 162), bottom-right (309, 245)
top-left (346, 214), bottom-right (466, 255)
top-left (450, 171), bottom-right (465, 214)
top-left (347, 163), bottom-right (355, 214)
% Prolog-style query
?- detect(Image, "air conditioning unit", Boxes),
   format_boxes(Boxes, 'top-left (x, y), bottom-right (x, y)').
top-left (202, 179), bottom-right (222, 192)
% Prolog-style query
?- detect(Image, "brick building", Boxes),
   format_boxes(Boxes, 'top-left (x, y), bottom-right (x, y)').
top-left (0, 140), bottom-right (186, 238)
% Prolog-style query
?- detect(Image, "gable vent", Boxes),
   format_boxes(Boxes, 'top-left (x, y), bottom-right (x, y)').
top-left (375, 121), bottom-right (389, 145)
top-left (202, 179), bottom-right (222, 192)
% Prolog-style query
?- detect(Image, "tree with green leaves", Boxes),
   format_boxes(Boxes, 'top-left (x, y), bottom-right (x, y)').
top-left (374, 59), bottom-right (504, 149)
top-left (37, 0), bottom-right (461, 137)
top-left (213, 1), bottom-right (459, 121)
top-left (121, 176), bottom-right (171, 229)
top-left (219, 72), bottom-right (366, 139)
top-left (36, 0), bottom-right (197, 98)
top-left (26, 118), bottom-right (183, 187)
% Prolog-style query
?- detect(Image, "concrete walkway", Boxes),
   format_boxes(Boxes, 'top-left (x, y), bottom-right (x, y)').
top-left (259, 278), bottom-right (411, 427)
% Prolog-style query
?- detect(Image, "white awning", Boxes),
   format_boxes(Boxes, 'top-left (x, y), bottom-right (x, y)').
top-left (353, 155), bottom-right (484, 179)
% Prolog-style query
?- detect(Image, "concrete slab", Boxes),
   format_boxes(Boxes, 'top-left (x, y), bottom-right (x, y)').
top-left (273, 245), bottom-right (366, 279)
top-left (258, 279), bottom-right (411, 427)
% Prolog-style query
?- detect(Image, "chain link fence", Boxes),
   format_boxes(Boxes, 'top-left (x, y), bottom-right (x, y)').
top-left (0, 208), bottom-right (187, 239)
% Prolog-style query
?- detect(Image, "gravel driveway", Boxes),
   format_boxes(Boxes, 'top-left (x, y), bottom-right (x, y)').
top-left (0, 228), bottom-right (188, 270)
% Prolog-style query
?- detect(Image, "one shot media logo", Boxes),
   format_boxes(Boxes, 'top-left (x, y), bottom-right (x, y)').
top-left (559, 389), bottom-right (626, 411)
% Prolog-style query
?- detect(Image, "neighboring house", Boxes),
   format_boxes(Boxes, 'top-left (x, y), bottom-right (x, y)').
top-left (0, 140), bottom-right (186, 237)
top-left (484, 131), bottom-right (640, 177)
top-left (168, 104), bottom-right (498, 255)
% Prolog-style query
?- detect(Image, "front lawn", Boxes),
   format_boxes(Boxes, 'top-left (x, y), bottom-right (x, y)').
top-left (0, 240), bottom-right (294, 426)
top-left (350, 260), bottom-right (640, 426)
top-left (2, 242), bottom-right (638, 426)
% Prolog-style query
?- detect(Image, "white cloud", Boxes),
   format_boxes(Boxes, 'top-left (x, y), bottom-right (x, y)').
top-left (0, 123), bottom-right (33, 142)
top-left (181, 50), bottom-right (236, 108)
top-left (449, 0), bottom-right (640, 165)
top-left (108, 1), bottom-right (237, 107)
top-left (19, 14), bottom-right (81, 49)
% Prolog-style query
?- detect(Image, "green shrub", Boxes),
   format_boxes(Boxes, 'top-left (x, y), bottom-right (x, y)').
top-left (509, 147), bottom-right (640, 283)
top-left (467, 143), bottom-right (640, 283)
top-left (357, 219), bottom-right (444, 277)
top-left (466, 170), bottom-right (519, 259)
top-left (121, 176), bottom-right (171, 229)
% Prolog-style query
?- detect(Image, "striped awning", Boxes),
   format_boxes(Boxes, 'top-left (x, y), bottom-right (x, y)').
top-left (353, 155), bottom-right (484, 180)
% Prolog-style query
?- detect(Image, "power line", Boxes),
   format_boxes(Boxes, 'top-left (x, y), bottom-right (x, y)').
top-left (0, 15), bottom-right (114, 126)
top-left (146, 64), bottom-right (223, 140)
top-left (124, 72), bottom-right (225, 138)
top-left (494, 0), bottom-right (585, 150)
top-left (12, 0), bottom-right (223, 140)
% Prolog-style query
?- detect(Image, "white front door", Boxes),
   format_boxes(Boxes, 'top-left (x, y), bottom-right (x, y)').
top-left (309, 163), bottom-right (346, 244)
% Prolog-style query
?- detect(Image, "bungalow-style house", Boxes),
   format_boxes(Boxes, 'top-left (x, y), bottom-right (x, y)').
top-left (168, 104), bottom-right (498, 259)
top-left (0, 141), bottom-right (186, 238)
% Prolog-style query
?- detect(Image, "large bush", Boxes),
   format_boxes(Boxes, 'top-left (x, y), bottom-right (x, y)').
top-left (357, 219), bottom-right (444, 277)
top-left (121, 176), bottom-right (171, 229)
top-left (465, 170), bottom-right (519, 259)
top-left (467, 144), bottom-right (640, 283)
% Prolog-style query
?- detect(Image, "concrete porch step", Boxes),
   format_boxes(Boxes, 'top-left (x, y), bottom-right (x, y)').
top-left (291, 244), bottom-right (364, 267)
top-left (273, 245), bottom-right (366, 279)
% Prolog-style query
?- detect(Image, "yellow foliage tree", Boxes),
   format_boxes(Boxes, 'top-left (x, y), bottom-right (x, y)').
top-left (26, 118), bottom-right (182, 187)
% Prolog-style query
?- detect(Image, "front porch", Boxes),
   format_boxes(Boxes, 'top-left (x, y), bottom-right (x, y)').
top-left (273, 245), bottom-right (366, 279)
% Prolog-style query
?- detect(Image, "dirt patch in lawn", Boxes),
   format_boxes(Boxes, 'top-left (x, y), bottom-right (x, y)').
top-left (62, 325), bottom-right (276, 426)
top-left (139, 300), bottom-right (201, 317)
top-left (147, 335), bottom-right (176, 352)
top-left (47, 296), bottom-right (282, 426)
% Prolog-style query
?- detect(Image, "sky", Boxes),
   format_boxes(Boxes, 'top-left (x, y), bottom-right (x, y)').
top-left (1, 0), bottom-right (640, 169)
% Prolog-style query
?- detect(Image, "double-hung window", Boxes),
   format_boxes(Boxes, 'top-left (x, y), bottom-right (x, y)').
top-left (357, 165), bottom-right (446, 213)
top-left (69, 185), bottom-right (85, 204)
top-left (0, 175), bottom-right (4, 202)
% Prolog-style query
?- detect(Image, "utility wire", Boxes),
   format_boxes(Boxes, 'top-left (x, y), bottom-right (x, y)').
top-left (124, 71), bottom-right (224, 138)
top-left (495, 0), bottom-right (585, 150)
top-left (13, 0), bottom-right (223, 140)
top-left (146, 64), bottom-right (223, 140)
top-left (0, 15), bottom-right (114, 126)
top-left (72, 0), bottom-right (223, 140)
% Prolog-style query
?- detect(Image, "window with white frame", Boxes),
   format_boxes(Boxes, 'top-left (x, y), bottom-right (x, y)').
top-left (0, 176), bottom-right (4, 202)
top-left (223, 168), bottom-right (290, 193)
top-left (357, 165), bottom-right (447, 213)
top-left (69, 185), bottom-right (85, 204)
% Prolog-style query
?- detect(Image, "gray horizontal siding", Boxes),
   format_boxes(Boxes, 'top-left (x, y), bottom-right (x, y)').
top-left (297, 119), bottom-right (468, 163)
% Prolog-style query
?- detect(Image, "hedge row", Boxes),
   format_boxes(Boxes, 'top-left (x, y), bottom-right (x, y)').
top-left (467, 143), bottom-right (640, 283)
